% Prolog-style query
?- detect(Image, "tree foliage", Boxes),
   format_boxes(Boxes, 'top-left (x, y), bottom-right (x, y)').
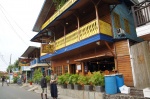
top-left (6, 60), bottom-right (20, 72)
top-left (53, 0), bottom-right (68, 10)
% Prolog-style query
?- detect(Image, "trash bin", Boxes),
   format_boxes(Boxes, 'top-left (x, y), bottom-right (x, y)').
top-left (115, 74), bottom-right (124, 93)
top-left (105, 75), bottom-right (117, 94)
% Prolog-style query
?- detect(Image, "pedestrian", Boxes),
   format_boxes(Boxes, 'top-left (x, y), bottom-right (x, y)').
top-left (50, 70), bottom-right (58, 99)
top-left (23, 75), bottom-right (26, 83)
top-left (6, 77), bottom-right (9, 86)
top-left (40, 73), bottom-right (48, 99)
top-left (2, 76), bottom-right (5, 86)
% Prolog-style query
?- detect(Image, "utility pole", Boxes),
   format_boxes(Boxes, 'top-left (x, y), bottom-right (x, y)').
top-left (9, 54), bottom-right (12, 83)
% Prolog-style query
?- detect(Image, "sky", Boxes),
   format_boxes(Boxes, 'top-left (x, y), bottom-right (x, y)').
top-left (0, 0), bottom-right (44, 71)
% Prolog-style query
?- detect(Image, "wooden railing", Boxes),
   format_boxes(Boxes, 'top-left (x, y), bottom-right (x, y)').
top-left (80, 20), bottom-right (98, 40)
top-left (41, 0), bottom-right (78, 30)
top-left (132, 0), bottom-right (150, 27)
top-left (66, 30), bottom-right (78, 46)
top-left (55, 19), bottom-right (112, 50)
top-left (55, 37), bottom-right (65, 50)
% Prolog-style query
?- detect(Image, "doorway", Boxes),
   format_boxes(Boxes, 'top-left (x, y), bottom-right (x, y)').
top-left (70, 64), bottom-right (76, 74)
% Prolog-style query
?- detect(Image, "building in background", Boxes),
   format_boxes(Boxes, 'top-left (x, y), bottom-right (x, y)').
top-left (19, 46), bottom-right (50, 82)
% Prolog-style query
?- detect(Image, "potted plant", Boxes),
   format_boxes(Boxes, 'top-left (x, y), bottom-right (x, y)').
top-left (66, 74), bottom-right (74, 89)
top-left (57, 73), bottom-right (69, 88)
top-left (72, 74), bottom-right (82, 90)
top-left (28, 79), bottom-right (33, 85)
top-left (89, 71), bottom-right (105, 92)
top-left (78, 75), bottom-right (93, 91)
top-left (33, 68), bottom-right (42, 84)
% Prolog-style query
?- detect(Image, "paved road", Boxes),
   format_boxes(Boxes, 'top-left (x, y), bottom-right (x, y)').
top-left (0, 83), bottom-right (42, 99)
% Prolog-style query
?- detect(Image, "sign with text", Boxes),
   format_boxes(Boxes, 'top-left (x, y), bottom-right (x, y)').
top-left (19, 58), bottom-right (31, 66)
top-left (41, 44), bottom-right (54, 53)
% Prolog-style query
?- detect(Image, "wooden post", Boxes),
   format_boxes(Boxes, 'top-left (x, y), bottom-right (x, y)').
top-left (95, 5), bottom-right (100, 33)
top-left (62, 65), bottom-right (64, 74)
top-left (68, 64), bottom-right (70, 74)
top-left (81, 62), bottom-right (84, 75)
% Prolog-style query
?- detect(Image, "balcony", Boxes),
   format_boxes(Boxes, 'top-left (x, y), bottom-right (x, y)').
top-left (132, 0), bottom-right (150, 40)
top-left (55, 19), bottom-right (112, 50)
top-left (41, 0), bottom-right (78, 30)
top-left (30, 58), bottom-right (49, 68)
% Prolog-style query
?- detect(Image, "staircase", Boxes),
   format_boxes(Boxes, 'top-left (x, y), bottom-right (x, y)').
top-left (104, 87), bottom-right (149, 99)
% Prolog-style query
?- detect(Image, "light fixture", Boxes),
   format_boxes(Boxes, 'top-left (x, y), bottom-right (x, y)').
top-left (66, 22), bottom-right (68, 25)
top-left (96, 41), bottom-right (100, 45)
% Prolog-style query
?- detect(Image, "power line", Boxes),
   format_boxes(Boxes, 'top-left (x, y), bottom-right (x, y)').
top-left (0, 54), bottom-right (8, 66)
top-left (0, 4), bottom-right (30, 38)
top-left (0, 4), bottom-right (29, 46)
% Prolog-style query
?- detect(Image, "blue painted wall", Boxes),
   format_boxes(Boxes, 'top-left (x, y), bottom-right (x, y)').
top-left (111, 2), bottom-right (143, 42)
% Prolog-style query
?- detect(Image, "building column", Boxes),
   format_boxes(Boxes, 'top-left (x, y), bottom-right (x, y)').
top-left (81, 62), bottom-right (84, 75)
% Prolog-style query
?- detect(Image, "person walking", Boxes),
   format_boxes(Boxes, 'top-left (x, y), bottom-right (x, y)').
top-left (2, 76), bottom-right (5, 86)
top-left (50, 70), bottom-right (58, 99)
top-left (6, 77), bottom-right (9, 86)
top-left (40, 73), bottom-right (48, 99)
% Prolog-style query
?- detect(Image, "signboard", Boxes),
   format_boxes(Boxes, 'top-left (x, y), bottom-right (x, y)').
top-left (19, 58), bottom-right (31, 66)
top-left (41, 44), bottom-right (54, 53)
top-left (77, 64), bottom-right (81, 70)
top-left (21, 66), bottom-right (31, 71)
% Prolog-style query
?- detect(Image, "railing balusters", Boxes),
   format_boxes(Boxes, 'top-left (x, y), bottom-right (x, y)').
top-left (132, 0), bottom-right (150, 27)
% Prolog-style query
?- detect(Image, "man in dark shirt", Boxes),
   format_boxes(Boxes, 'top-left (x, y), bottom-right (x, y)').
top-left (40, 73), bottom-right (48, 99)
top-left (2, 76), bottom-right (5, 86)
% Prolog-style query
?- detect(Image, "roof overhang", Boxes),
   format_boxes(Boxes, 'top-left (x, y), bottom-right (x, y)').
top-left (74, 54), bottom-right (113, 62)
top-left (32, 0), bottom-right (55, 32)
top-left (21, 46), bottom-right (40, 57)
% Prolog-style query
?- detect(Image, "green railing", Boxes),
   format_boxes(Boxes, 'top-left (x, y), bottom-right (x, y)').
top-left (41, 0), bottom-right (77, 30)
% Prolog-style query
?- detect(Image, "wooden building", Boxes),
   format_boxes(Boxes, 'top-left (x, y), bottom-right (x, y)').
top-left (31, 0), bottom-right (143, 86)
top-left (19, 46), bottom-right (50, 78)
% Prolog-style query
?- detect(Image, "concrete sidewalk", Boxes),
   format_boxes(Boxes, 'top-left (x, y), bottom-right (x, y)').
top-left (20, 83), bottom-right (78, 99)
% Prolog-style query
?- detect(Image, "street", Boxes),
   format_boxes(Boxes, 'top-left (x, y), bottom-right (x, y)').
top-left (0, 83), bottom-right (42, 99)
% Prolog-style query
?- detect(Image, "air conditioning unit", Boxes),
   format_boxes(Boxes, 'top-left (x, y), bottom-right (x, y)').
top-left (117, 28), bottom-right (126, 37)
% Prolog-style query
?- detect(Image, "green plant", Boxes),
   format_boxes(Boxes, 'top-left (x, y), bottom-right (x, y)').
top-left (13, 76), bottom-right (19, 83)
top-left (33, 68), bottom-right (42, 83)
top-left (53, 0), bottom-right (68, 10)
top-left (77, 75), bottom-right (90, 85)
top-left (57, 73), bottom-right (70, 85)
top-left (71, 74), bottom-right (79, 84)
top-left (28, 79), bottom-right (33, 83)
top-left (45, 76), bottom-right (50, 83)
top-left (89, 71), bottom-right (104, 86)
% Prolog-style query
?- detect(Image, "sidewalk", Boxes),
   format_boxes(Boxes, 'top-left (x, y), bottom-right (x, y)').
top-left (20, 83), bottom-right (78, 99)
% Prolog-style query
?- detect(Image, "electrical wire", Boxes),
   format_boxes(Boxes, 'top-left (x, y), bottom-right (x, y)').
top-left (0, 54), bottom-right (8, 66)
top-left (0, 4), bottom-right (29, 46)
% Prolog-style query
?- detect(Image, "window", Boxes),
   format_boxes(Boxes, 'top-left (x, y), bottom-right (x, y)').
top-left (124, 18), bottom-right (130, 33)
top-left (114, 12), bottom-right (121, 28)
top-left (64, 66), bottom-right (68, 73)
top-left (54, 66), bottom-right (62, 76)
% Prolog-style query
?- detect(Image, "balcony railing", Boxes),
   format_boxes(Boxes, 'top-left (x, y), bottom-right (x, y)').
top-left (30, 58), bottom-right (49, 65)
top-left (132, 0), bottom-right (150, 27)
top-left (55, 19), bottom-right (112, 50)
top-left (41, 0), bottom-right (78, 30)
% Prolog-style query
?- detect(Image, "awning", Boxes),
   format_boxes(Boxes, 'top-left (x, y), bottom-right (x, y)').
top-left (74, 54), bottom-right (113, 62)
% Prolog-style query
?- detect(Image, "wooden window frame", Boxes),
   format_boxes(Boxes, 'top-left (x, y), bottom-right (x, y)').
top-left (124, 18), bottom-right (130, 33)
top-left (114, 12), bottom-right (121, 28)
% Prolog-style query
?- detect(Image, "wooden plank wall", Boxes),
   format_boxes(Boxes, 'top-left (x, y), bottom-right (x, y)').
top-left (115, 40), bottom-right (133, 86)
top-left (130, 41), bottom-right (150, 89)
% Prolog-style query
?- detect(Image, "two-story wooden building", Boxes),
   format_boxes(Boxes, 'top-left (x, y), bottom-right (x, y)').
top-left (20, 46), bottom-right (51, 79)
top-left (31, 0), bottom-right (143, 87)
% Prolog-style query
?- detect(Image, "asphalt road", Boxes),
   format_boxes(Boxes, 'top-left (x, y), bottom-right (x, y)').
top-left (0, 83), bottom-right (42, 99)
